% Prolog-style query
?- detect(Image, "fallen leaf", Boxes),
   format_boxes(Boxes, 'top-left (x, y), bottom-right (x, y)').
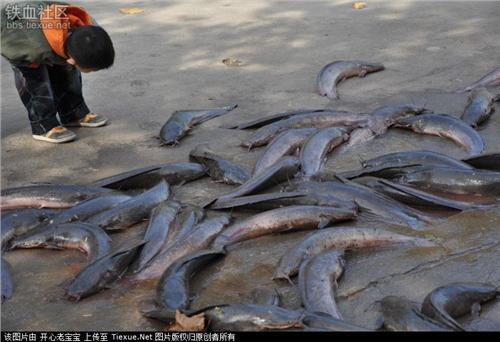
top-left (166, 310), bottom-right (205, 332)
top-left (352, 2), bottom-right (367, 10)
top-left (222, 58), bottom-right (244, 67)
top-left (119, 8), bottom-right (145, 15)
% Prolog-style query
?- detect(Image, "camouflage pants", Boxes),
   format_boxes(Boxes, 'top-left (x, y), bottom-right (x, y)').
top-left (12, 64), bottom-right (90, 135)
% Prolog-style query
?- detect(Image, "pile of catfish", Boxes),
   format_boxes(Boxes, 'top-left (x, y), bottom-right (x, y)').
top-left (2, 62), bottom-right (500, 331)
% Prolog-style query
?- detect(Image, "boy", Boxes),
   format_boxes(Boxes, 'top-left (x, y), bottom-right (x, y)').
top-left (1, 1), bottom-right (115, 143)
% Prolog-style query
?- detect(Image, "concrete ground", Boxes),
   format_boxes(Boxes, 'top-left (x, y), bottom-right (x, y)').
top-left (2, 0), bottom-right (500, 331)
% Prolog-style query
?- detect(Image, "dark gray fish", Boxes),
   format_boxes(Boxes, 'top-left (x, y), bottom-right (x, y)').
top-left (303, 312), bottom-right (370, 331)
top-left (207, 191), bottom-right (357, 212)
top-left (1, 208), bottom-right (59, 251)
top-left (48, 194), bottom-right (132, 226)
top-left (156, 249), bottom-right (224, 311)
top-left (249, 288), bottom-right (281, 306)
top-left (421, 282), bottom-right (499, 331)
top-left (91, 165), bottom-right (163, 187)
top-left (379, 296), bottom-right (450, 331)
top-left (339, 149), bottom-right (472, 180)
top-left (9, 222), bottom-right (112, 261)
top-left (394, 114), bottom-right (485, 156)
top-left (461, 88), bottom-right (495, 128)
top-left (195, 304), bottom-right (305, 331)
top-left (92, 163), bottom-right (206, 190)
top-left (142, 309), bottom-right (177, 324)
top-left (354, 177), bottom-right (492, 210)
top-left (222, 109), bottom-right (327, 129)
top-left (66, 240), bottom-right (146, 301)
top-left (275, 227), bottom-right (436, 282)
top-left (87, 181), bottom-right (170, 231)
top-left (361, 150), bottom-right (473, 171)
top-left (189, 144), bottom-right (250, 185)
top-left (246, 193), bottom-right (358, 212)
top-left (1, 257), bottom-right (14, 303)
top-left (167, 206), bottom-right (205, 247)
top-left (300, 127), bottom-right (348, 179)
top-left (336, 165), bottom-right (430, 181)
top-left (160, 105), bottom-right (238, 145)
top-left (458, 67), bottom-right (500, 93)
top-left (335, 127), bottom-right (377, 153)
top-left (289, 181), bottom-right (433, 230)
top-left (341, 104), bottom-right (430, 151)
top-left (131, 201), bottom-right (182, 273)
top-left (298, 250), bottom-right (345, 319)
top-left (316, 60), bottom-right (385, 99)
top-left (369, 104), bottom-right (431, 134)
top-left (0, 184), bottom-right (116, 210)
top-left (462, 153), bottom-right (500, 171)
top-left (253, 128), bottom-right (316, 176)
top-left (212, 205), bottom-right (356, 248)
top-left (241, 111), bottom-right (368, 149)
top-left (212, 156), bottom-right (300, 204)
top-left (208, 191), bottom-right (306, 210)
top-left (134, 216), bottom-right (231, 281)
top-left (397, 166), bottom-right (500, 196)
